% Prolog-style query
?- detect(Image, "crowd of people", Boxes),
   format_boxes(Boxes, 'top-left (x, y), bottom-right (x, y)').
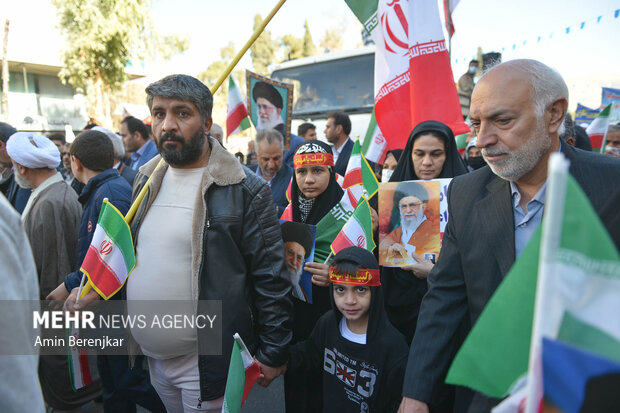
top-left (1, 58), bottom-right (620, 413)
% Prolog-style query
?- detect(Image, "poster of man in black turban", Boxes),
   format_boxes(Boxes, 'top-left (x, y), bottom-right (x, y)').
top-left (246, 70), bottom-right (293, 149)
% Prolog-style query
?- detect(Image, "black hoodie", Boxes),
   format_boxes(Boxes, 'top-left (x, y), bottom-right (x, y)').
top-left (290, 262), bottom-right (409, 412)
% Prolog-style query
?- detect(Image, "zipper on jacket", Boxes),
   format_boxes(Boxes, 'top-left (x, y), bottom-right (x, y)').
top-left (197, 398), bottom-right (202, 408)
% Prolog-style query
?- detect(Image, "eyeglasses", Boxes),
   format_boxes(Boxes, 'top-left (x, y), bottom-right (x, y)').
top-left (399, 201), bottom-right (422, 210)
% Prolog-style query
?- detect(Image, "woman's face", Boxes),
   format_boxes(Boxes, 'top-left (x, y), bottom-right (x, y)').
top-left (411, 134), bottom-right (446, 180)
top-left (383, 153), bottom-right (398, 171)
top-left (295, 165), bottom-right (331, 199)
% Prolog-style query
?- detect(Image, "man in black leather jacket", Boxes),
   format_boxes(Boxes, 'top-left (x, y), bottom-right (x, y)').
top-left (126, 74), bottom-right (293, 411)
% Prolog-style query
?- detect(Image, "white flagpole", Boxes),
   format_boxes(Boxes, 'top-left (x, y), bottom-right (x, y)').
top-left (524, 153), bottom-right (570, 413)
top-left (74, 273), bottom-right (87, 305)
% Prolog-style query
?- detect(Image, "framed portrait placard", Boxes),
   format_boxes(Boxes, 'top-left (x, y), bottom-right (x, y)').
top-left (280, 220), bottom-right (317, 303)
top-left (246, 70), bottom-right (294, 149)
top-left (378, 179), bottom-right (452, 267)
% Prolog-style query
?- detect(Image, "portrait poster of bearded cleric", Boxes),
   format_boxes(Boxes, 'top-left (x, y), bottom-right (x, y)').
top-left (378, 180), bottom-right (447, 267)
top-left (280, 220), bottom-right (316, 303)
top-left (246, 70), bottom-right (293, 148)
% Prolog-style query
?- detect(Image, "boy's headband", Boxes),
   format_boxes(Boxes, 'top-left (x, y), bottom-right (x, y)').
top-left (294, 152), bottom-right (334, 168)
top-left (329, 266), bottom-right (381, 287)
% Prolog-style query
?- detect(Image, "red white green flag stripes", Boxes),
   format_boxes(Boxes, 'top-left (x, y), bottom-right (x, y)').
top-left (67, 327), bottom-right (94, 390)
top-left (342, 138), bottom-right (379, 199)
top-left (80, 200), bottom-right (135, 300)
top-left (227, 76), bottom-right (251, 138)
top-left (345, 0), bottom-right (468, 150)
top-left (222, 333), bottom-right (261, 413)
top-left (313, 185), bottom-right (363, 263)
top-left (585, 104), bottom-right (611, 153)
top-left (331, 197), bottom-right (376, 255)
top-left (361, 111), bottom-right (389, 164)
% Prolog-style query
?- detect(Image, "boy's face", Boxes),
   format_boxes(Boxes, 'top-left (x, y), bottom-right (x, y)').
top-left (333, 283), bottom-right (371, 331)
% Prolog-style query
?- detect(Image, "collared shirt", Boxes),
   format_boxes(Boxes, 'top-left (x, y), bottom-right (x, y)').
top-left (21, 172), bottom-right (63, 222)
top-left (129, 141), bottom-right (149, 171)
top-left (510, 181), bottom-right (546, 258)
top-left (332, 138), bottom-right (351, 164)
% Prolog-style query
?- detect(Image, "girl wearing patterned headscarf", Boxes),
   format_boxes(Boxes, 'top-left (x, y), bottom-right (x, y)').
top-left (283, 140), bottom-right (344, 413)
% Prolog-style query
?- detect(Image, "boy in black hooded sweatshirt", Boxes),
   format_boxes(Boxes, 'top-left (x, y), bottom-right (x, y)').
top-left (289, 246), bottom-right (409, 413)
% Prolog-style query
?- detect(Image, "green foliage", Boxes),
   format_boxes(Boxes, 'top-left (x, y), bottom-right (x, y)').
top-left (53, 0), bottom-right (188, 93)
top-left (320, 28), bottom-right (344, 53)
top-left (250, 14), bottom-right (277, 75)
top-left (281, 21), bottom-right (316, 61)
top-left (281, 34), bottom-right (304, 61)
top-left (302, 20), bottom-right (317, 57)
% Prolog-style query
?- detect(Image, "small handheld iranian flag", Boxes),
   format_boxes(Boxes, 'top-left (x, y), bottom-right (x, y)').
top-left (222, 333), bottom-right (261, 413)
top-left (331, 197), bottom-right (376, 255)
top-left (361, 111), bottom-right (389, 165)
top-left (585, 104), bottom-right (611, 153)
top-left (227, 76), bottom-right (251, 138)
top-left (342, 138), bottom-right (379, 198)
top-left (67, 327), bottom-right (97, 390)
top-left (80, 199), bottom-right (135, 300)
top-left (314, 185), bottom-right (363, 262)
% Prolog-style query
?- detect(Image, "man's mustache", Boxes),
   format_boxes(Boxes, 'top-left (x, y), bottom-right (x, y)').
top-left (160, 133), bottom-right (185, 143)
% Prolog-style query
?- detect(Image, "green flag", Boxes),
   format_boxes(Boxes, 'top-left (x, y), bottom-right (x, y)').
top-left (446, 175), bottom-right (620, 398)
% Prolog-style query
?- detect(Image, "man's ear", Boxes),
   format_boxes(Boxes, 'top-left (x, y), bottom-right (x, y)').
top-left (72, 155), bottom-right (84, 173)
top-left (16, 163), bottom-right (28, 176)
top-left (548, 98), bottom-right (568, 135)
top-left (204, 117), bottom-right (213, 137)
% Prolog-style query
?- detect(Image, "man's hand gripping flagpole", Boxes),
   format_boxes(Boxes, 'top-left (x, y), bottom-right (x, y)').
top-left (68, 0), bottom-right (290, 310)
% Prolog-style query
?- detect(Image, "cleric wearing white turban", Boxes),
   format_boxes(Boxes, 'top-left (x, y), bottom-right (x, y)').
top-left (6, 132), bottom-right (61, 169)
top-left (6, 132), bottom-right (64, 220)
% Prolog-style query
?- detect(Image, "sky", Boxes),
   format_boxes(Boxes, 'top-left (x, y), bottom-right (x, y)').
top-left (3, 0), bottom-right (620, 109)
top-left (147, 0), bottom-right (620, 77)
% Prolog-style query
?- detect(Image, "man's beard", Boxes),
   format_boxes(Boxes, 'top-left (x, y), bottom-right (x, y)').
top-left (13, 167), bottom-right (32, 189)
top-left (400, 208), bottom-right (425, 234)
top-left (482, 118), bottom-right (551, 181)
top-left (287, 264), bottom-right (303, 287)
top-left (257, 111), bottom-right (283, 130)
top-left (157, 127), bottom-right (206, 167)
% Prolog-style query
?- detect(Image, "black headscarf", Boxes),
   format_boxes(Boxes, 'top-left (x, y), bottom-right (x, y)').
top-left (390, 120), bottom-right (468, 182)
top-left (328, 247), bottom-right (388, 342)
top-left (386, 149), bottom-right (403, 164)
top-left (291, 140), bottom-right (344, 225)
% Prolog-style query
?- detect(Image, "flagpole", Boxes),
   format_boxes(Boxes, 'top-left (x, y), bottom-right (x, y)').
top-left (124, 0), bottom-right (288, 225)
top-left (75, 273), bottom-right (87, 305)
top-left (211, 0), bottom-right (288, 94)
top-left (323, 252), bottom-right (333, 264)
top-left (523, 153), bottom-right (570, 413)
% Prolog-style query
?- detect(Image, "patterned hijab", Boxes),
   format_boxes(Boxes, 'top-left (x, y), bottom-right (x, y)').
top-left (291, 140), bottom-right (344, 225)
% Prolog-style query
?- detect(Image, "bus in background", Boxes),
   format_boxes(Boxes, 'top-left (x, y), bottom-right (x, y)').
top-left (271, 45), bottom-right (374, 142)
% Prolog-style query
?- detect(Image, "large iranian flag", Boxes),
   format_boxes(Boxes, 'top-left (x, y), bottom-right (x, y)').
top-left (222, 334), bottom-right (261, 413)
top-left (342, 138), bottom-right (379, 198)
top-left (446, 154), bottom-right (620, 413)
top-left (331, 197), bottom-right (376, 255)
top-left (80, 199), bottom-right (135, 300)
top-left (345, 0), bottom-right (468, 150)
top-left (227, 76), bottom-right (251, 138)
top-left (361, 111), bottom-right (389, 164)
top-left (585, 103), bottom-right (611, 153)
